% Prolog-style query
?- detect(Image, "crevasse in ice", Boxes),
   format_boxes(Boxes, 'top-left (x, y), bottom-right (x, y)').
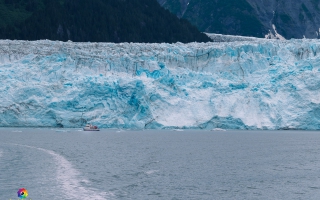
top-left (0, 39), bottom-right (319, 129)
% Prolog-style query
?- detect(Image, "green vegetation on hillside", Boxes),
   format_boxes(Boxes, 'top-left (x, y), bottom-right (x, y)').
top-left (0, 0), bottom-right (211, 43)
top-left (0, 0), bottom-right (45, 27)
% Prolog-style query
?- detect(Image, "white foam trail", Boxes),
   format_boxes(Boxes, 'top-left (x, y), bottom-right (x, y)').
top-left (211, 128), bottom-right (226, 131)
top-left (145, 170), bottom-right (159, 175)
top-left (13, 144), bottom-right (108, 200)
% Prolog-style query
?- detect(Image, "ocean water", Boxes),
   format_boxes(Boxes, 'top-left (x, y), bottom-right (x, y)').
top-left (1, 129), bottom-right (320, 200)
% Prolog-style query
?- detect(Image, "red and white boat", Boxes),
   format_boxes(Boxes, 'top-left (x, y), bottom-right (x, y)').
top-left (83, 124), bottom-right (100, 131)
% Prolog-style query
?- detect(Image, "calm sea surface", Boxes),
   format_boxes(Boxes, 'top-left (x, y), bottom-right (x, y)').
top-left (1, 129), bottom-right (320, 199)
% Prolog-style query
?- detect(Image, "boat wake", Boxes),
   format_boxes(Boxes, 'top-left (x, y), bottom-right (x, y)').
top-left (10, 144), bottom-right (110, 200)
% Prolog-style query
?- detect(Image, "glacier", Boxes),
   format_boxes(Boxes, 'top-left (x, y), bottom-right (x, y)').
top-left (0, 39), bottom-right (320, 130)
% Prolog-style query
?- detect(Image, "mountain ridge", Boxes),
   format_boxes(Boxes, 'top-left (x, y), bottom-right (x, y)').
top-left (158, 0), bottom-right (320, 39)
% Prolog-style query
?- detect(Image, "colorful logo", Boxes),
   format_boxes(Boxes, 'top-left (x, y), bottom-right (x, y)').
top-left (17, 188), bottom-right (28, 199)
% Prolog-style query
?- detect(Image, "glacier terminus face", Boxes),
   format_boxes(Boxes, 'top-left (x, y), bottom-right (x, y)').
top-left (0, 39), bottom-right (320, 129)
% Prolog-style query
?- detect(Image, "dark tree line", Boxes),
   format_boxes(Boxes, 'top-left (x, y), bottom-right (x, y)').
top-left (0, 0), bottom-right (211, 43)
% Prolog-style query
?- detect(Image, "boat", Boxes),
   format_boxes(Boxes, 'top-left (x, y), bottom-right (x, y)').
top-left (83, 124), bottom-right (100, 131)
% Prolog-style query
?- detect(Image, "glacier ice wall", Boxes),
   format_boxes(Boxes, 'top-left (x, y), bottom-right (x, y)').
top-left (0, 39), bottom-right (320, 129)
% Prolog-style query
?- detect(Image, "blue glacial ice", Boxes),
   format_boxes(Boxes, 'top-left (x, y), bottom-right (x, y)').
top-left (0, 39), bottom-right (320, 130)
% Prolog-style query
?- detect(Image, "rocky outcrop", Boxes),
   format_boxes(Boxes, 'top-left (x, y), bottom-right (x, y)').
top-left (158, 0), bottom-right (320, 39)
top-left (246, 0), bottom-right (320, 39)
